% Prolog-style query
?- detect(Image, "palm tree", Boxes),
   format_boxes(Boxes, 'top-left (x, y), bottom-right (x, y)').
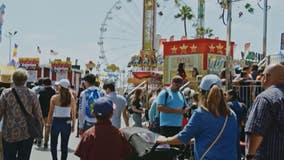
top-left (175, 5), bottom-right (194, 37)
top-left (196, 27), bottom-right (214, 38)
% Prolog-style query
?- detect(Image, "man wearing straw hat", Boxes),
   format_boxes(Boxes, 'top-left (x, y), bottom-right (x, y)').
top-left (0, 66), bottom-right (14, 160)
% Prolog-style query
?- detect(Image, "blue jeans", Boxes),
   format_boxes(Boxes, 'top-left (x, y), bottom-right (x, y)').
top-left (50, 117), bottom-right (71, 160)
top-left (3, 137), bottom-right (33, 160)
top-left (132, 113), bottom-right (142, 127)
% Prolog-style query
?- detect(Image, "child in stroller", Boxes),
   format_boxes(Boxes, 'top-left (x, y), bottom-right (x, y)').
top-left (120, 127), bottom-right (186, 160)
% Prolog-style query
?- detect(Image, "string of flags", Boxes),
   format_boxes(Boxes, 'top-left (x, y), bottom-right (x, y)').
top-left (12, 43), bottom-right (18, 57)
top-left (11, 45), bottom-right (60, 57)
top-left (37, 46), bottom-right (41, 54)
top-left (50, 49), bottom-right (59, 55)
top-left (36, 46), bottom-right (59, 55)
top-left (0, 4), bottom-right (6, 43)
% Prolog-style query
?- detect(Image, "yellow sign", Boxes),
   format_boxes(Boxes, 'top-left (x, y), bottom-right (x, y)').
top-left (142, 0), bottom-right (155, 51)
top-left (164, 54), bottom-right (203, 84)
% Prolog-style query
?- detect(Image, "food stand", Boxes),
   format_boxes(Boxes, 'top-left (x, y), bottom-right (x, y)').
top-left (18, 58), bottom-right (41, 83)
top-left (163, 38), bottom-right (234, 85)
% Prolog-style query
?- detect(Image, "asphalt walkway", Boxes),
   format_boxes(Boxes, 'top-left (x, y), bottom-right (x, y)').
top-left (30, 129), bottom-right (80, 160)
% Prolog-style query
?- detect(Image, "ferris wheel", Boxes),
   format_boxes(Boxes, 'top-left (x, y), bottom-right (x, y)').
top-left (97, 0), bottom-right (189, 70)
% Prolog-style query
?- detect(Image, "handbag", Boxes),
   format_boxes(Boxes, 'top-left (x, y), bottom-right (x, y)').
top-left (12, 88), bottom-right (43, 139)
top-left (200, 115), bottom-right (228, 160)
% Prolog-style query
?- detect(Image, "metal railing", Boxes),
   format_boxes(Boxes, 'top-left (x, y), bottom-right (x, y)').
top-left (126, 80), bottom-right (148, 99)
top-left (232, 80), bottom-right (263, 109)
top-left (181, 80), bottom-right (263, 109)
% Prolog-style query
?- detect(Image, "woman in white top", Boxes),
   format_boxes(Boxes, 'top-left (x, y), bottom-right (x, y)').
top-left (46, 79), bottom-right (76, 160)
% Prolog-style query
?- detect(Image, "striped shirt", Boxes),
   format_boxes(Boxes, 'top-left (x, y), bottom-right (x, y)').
top-left (245, 85), bottom-right (284, 160)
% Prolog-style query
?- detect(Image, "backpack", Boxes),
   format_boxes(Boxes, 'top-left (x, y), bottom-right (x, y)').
top-left (85, 89), bottom-right (101, 118)
top-left (151, 89), bottom-right (187, 131)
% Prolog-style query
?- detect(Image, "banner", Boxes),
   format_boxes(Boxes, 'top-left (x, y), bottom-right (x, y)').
top-left (207, 54), bottom-right (226, 74)
top-left (244, 42), bottom-right (251, 53)
top-left (0, 4), bottom-right (6, 43)
top-left (142, 0), bottom-right (155, 51)
top-left (281, 33), bottom-right (284, 50)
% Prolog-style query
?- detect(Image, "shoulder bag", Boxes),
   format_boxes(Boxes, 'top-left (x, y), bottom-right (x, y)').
top-left (200, 115), bottom-right (228, 160)
top-left (12, 88), bottom-right (43, 139)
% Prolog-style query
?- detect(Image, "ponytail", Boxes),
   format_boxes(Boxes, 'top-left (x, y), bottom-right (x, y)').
top-left (60, 87), bottom-right (71, 106)
top-left (205, 85), bottom-right (230, 116)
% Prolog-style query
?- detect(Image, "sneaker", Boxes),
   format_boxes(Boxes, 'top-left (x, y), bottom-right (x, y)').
top-left (37, 139), bottom-right (42, 147)
top-left (44, 143), bottom-right (48, 149)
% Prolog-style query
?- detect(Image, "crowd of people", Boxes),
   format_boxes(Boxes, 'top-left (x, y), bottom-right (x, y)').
top-left (0, 62), bottom-right (282, 160)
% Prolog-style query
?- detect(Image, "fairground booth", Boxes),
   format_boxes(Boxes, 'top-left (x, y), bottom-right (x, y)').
top-left (163, 38), bottom-right (234, 85)
top-left (50, 59), bottom-right (82, 92)
top-left (18, 58), bottom-right (82, 93)
top-left (18, 58), bottom-right (41, 83)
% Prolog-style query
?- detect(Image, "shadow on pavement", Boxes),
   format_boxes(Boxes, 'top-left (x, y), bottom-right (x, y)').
top-left (34, 146), bottom-right (75, 153)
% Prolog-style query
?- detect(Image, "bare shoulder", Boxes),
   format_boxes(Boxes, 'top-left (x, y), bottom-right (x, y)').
top-left (51, 94), bottom-right (60, 102)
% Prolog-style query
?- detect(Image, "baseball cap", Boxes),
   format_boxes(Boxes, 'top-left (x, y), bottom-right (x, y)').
top-left (82, 73), bottom-right (97, 83)
top-left (55, 79), bottom-right (70, 89)
top-left (234, 66), bottom-right (242, 72)
top-left (93, 97), bottom-right (115, 116)
top-left (199, 74), bottom-right (222, 91)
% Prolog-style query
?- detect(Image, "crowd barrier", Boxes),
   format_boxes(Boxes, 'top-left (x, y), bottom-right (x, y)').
top-left (232, 80), bottom-right (263, 109)
top-left (182, 80), bottom-right (263, 109)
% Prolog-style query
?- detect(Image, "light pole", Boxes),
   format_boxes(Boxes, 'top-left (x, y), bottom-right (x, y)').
top-left (258, 0), bottom-right (268, 59)
top-left (225, 0), bottom-right (232, 90)
top-left (7, 30), bottom-right (17, 62)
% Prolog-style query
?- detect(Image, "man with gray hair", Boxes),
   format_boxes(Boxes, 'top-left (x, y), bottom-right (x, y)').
top-left (245, 64), bottom-right (284, 160)
top-left (0, 68), bottom-right (44, 159)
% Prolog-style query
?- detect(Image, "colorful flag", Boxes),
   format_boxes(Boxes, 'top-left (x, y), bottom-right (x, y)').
top-left (281, 33), bottom-right (284, 50)
top-left (0, 4), bottom-right (6, 43)
top-left (12, 44), bottom-right (18, 57)
top-left (246, 51), bottom-right (256, 60)
top-left (244, 42), bottom-right (251, 52)
top-left (37, 46), bottom-right (42, 54)
top-left (50, 49), bottom-right (59, 55)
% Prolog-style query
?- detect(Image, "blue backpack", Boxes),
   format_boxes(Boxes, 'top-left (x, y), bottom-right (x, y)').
top-left (85, 89), bottom-right (101, 118)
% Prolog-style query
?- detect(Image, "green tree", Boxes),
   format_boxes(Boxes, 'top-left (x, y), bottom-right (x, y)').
top-left (174, 5), bottom-right (194, 37)
top-left (196, 27), bottom-right (214, 38)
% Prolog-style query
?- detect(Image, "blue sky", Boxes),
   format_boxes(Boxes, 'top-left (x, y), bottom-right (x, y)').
top-left (0, 0), bottom-right (283, 70)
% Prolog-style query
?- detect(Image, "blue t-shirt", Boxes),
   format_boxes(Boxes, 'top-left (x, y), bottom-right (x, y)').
top-left (148, 99), bottom-right (158, 124)
top-left (178, 108), bottom-right (238, 160)
top-left (156, 89), bottom-right (185, 127)
top-left (227, 100), bottom-right (245, 123)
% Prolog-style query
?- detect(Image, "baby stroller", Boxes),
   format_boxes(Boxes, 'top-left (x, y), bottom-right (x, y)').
top-left (120, 127), bottom-right (184, 160)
